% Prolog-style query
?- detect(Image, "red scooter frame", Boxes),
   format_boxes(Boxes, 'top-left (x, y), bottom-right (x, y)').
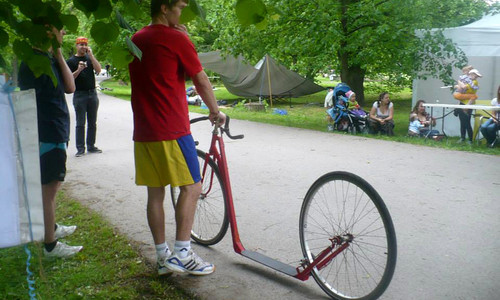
top-left (197, 116), bottom-right (351, 282)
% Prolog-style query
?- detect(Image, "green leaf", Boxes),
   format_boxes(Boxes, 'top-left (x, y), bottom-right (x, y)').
top-left (27, 53), bottom-right (57, 86)
top-left (93, 0), bottom-right (112, 20)
top-left (255, 18), bottom-right (268, 30)
top-left (0, 28), bottom-right (8, 47)
top-left (126, 37), bottom-right (142, 60)
top-left (17, 0), bottom-right (45, 19)
top-left (44, 3), bottom-right (64, 30)
top-left (180, 0), bottom-right (204, 24)
top-left (73, 0), bottom-right (99, 14)
top-left (235, 0), bottom-right (267, 27)
top-left (90, 21), bottom-right (119, 45)
top-left (15, 22), bottom-right (51, 50)
top-left (0, 1), bottom-right (13, 24)
top-left (110, 44), bottom-right (134, 69)
top-left (121, 0), bottom-right (143, 19)
top-left (115, 9), bottom-right (134, 32)
top-left (13, 40), bottom-right (33, 61)
top-left (60, 14), bottom-right (79, 33)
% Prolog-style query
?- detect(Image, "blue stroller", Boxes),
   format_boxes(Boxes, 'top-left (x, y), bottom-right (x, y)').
top-left (326, 83), bottom-right (368, 133)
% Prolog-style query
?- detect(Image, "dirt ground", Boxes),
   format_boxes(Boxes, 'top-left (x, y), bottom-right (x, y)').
top-left (63, 89), bottom-right (500, 300)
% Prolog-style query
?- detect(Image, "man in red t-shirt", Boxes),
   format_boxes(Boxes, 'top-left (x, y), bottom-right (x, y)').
top-left (129, 0), bottom-right (225, 276)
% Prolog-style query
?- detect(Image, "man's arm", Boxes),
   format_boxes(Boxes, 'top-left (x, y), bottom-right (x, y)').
top-left (192, 70), bottom-right (226, 124)
top-left (51, 28), bottom-right (75, 93)
top-left (87, 47), bottom-right (101, 74)
top-left (55, 49), bottom-right (75, 93)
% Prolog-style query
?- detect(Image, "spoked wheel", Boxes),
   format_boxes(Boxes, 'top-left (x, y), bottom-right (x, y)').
top-left (299, 171), bottom-right (397, 300)
top-left (170, 149), bottom-right (229, 246)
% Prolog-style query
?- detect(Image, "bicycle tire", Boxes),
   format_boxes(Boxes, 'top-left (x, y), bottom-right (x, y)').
top-left (299, 171), bottom-right (397, 300)
top-left (170, 149), bottom-right (229, 246)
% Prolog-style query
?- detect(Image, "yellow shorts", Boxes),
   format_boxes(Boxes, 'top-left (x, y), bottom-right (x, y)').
top-left (134, 135), bottom-right (201, 187)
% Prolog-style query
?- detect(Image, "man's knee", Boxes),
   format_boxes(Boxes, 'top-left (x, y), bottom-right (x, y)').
top-left (147, 186), bottom-right (166, 202)
top-left (179, 182), bottom-right (202, 199)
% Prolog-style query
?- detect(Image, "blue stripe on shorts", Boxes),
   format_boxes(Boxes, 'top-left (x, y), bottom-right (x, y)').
top-left (177, 135), bottom-right (201, 183)
top-left (40, 142), bottom-right (67, 156)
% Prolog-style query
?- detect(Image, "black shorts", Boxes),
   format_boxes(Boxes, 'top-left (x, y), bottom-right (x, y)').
top-left (40, 148), bottom-right (67, 184)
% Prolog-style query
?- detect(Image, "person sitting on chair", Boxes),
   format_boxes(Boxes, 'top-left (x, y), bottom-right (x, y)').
top-left (480, 85), bottom-right (500, 148)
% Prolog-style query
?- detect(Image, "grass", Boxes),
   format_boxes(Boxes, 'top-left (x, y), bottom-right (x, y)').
top-left (0, 191), bottom-right (196, 300)
top-left (100, 78), bottom-right (499, 155)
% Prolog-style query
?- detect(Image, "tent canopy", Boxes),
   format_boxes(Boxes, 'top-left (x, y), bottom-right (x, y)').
top-left (451, 14), bottom-right (500, 57)
top-left (198, 51), bottom-right (324, 98)
top-left (412, 13), bottom-right (500, 136)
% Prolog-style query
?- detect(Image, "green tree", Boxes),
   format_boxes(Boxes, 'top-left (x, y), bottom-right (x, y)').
top-left (208, 0), bottom-right (497, 104)
top-left (0, 0), bottom-right (268, 84)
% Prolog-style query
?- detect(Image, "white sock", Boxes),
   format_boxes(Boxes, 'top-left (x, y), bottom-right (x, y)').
top-left (155, 242), bottom-right (170, 260)
top-left (174, 240), bottom-right (191, 259)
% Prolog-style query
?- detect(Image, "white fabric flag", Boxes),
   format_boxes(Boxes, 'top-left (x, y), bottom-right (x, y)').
top-left (0, 78), bottom-right (44, 248)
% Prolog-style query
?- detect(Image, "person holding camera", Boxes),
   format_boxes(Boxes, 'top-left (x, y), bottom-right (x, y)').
top-left (66, 36), bottom-right (103, 157)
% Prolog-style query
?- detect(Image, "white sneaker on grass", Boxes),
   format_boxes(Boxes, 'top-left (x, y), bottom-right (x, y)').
top-left (54, 224), bottom-right (77, 239)
top-left (157, 249), bottom-right (173, 275)
top-left (43, 241), bottom-right (83, 258)
top-left (166, 250), bottom-right (215, 275)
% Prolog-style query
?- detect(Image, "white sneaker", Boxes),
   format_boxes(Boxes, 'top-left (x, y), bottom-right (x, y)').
top-left (54, 224), bottom-right (77, 239)
top-left (43, 241), bottom-right (83, 258)
top-left (157, 249), bottom-right (173, 275)
top-left (166, 250), bottom-right (215, 275)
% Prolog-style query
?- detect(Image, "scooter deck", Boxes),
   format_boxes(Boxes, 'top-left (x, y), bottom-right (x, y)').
top-left (241, 250), bottom-right (298, 277)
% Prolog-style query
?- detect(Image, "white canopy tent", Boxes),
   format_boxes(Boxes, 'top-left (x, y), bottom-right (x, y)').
top-left (412, 14), bottom-right (500, 136)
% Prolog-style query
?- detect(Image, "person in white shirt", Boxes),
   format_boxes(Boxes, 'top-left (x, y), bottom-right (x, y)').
top-left (368, 92), bottom-right (394, 135)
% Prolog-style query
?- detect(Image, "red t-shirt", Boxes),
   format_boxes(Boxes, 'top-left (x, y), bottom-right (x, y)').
top-left (129, 24), bottom-right (203, 141)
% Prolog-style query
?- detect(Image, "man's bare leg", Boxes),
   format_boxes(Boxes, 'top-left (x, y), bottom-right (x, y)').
top-left (167, 181), bottom-right (214, 275)
top-left (42, 181), bottom-right (61, 244)
top-left (147, 186), bottom-right (166, 245)
top-left (175, 182), bottom-right (202, 241)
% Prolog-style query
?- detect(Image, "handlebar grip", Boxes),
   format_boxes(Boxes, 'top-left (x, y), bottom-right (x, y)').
top-left (190, 116), bottom-right (209, 124)
top-left (228, 134), bottom-right (244, 140)
top-left (189, 115), bottom-right (244, 140)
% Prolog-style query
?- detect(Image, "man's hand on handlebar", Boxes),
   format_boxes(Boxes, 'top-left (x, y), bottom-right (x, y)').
top-left (209, 111), bottom-right (226, 126)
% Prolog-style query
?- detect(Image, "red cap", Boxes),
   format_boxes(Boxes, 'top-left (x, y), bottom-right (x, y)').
top-left (75, 37), bottom-right (88, 44)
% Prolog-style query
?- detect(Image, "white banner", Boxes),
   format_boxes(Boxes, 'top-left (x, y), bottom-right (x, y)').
top-left (0, 78), bottom-right (44, 248)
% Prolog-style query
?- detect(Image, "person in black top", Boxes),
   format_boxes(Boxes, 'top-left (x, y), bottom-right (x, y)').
top-left (105, 64), bottom-right (110, 77)
top-left (66, 36), bottom-right (102, 157)
top-left (18, 26), bottom-right (83, 258)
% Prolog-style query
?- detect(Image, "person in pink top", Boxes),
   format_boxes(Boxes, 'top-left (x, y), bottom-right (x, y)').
top-left (129, 0), bottom-right (225, 276)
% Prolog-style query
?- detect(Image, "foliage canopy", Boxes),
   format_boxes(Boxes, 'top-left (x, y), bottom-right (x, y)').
top-left (0, 0), bottom-right (498, 101)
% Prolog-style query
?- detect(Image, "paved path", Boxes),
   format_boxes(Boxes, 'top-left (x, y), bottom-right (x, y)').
top-left (63, 88), bottom-right (500, 299)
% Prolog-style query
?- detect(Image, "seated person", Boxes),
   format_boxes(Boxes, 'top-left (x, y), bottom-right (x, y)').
top-left (480, 85), bottom-right (500, 148)
top-left (368, 92), bottom-right (394, 136)
top-left (186, 86), bottom-right (201, 105)
top-left (411, 100), bottom-right (441, 140)
top-left (408, 113), bottom-right (424, 136)
top-left (346, 91), bottom-right (367, 118)
top-left (186, 86), bottom-right (197, 97)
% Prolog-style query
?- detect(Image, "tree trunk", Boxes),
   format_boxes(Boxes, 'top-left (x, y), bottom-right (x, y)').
top-left (338, 0), bottom-right (366, 106)
top-left (340, 64), bottom-right (366, 106)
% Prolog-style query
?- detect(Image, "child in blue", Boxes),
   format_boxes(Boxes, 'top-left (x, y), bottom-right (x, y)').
top-left (408, 113), bottom-right (424, 136)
